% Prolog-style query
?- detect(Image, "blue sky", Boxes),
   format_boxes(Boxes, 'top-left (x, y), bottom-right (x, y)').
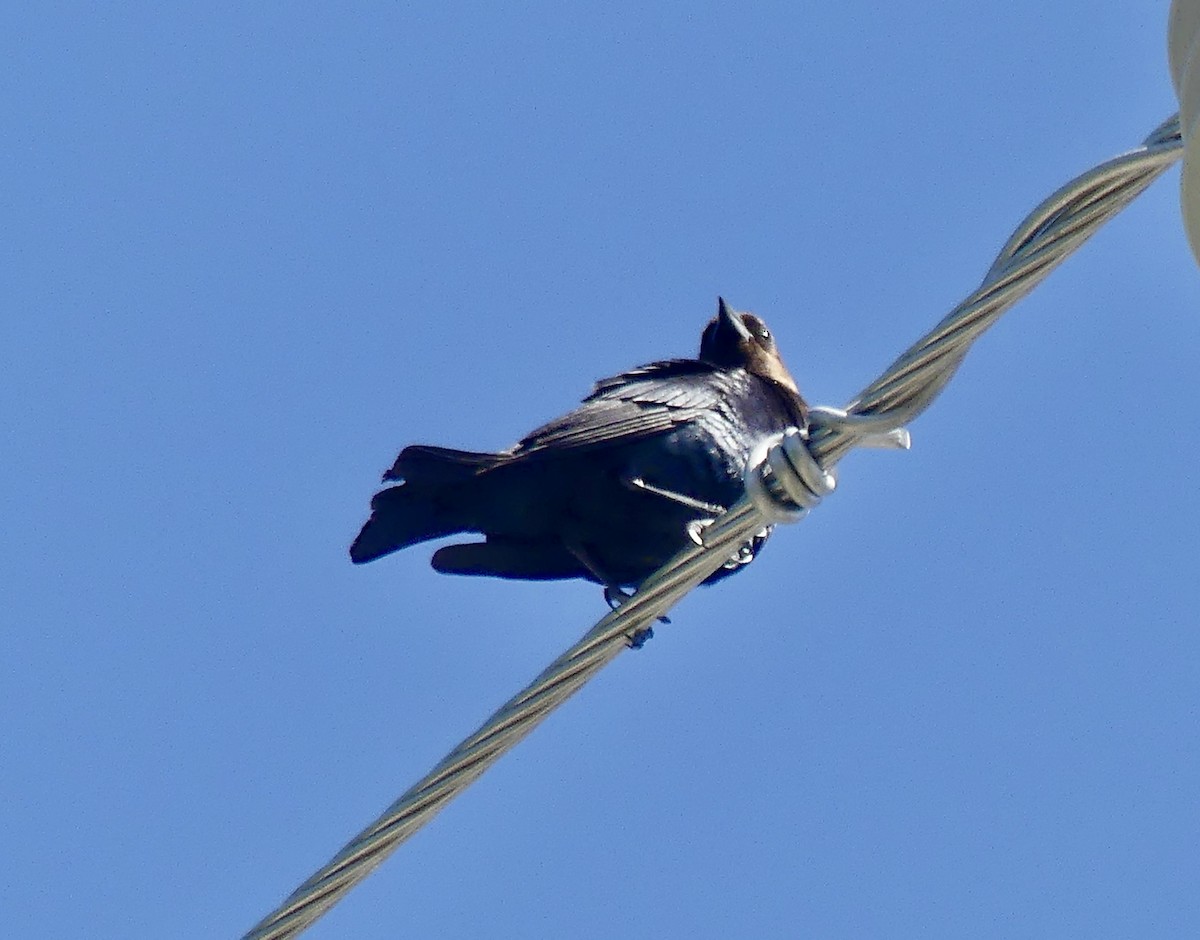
top-left (3, 4), bottom-right (1198, 938)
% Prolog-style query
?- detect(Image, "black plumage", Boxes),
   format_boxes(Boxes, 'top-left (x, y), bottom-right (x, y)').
top-left (350, 298), bottom-right (808, 592)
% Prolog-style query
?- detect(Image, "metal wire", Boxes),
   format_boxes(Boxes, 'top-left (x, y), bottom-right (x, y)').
top-left (241, 114), bottom-right (1183, 940)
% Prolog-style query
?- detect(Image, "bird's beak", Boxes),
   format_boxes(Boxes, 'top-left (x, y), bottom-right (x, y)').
top-left (717, 297), bottom-right (753, 341)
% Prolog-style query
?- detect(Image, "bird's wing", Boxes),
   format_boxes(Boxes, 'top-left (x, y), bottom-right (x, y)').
top-left (508, 359), bottom-right (732, 458)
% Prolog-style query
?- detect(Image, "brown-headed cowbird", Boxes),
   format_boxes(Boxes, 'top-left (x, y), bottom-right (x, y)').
top-left (350, 298), bottom-right (808, 595)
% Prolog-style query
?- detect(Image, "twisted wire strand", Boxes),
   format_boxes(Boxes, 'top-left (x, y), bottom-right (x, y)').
top-left (242, 114), bottom-right (1183, 940)
top-left (816, 115), bottom-right (1183, 462)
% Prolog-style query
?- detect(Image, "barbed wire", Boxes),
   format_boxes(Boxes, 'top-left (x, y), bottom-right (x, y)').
top-left (241, 113), bottom-right (1183, 940)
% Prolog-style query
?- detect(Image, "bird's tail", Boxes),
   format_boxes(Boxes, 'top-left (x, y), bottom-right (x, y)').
top-left (349, 445), bottom-right (503, 564)
top-left (383, 444), bottom-right (499, 484)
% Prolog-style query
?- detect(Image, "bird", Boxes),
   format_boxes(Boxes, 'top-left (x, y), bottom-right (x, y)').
top-left (350, 298), bottom-right (808, 603)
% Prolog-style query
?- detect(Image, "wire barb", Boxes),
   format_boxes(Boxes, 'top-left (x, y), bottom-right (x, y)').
top-left (241, 114), bottom-right (1184, 940)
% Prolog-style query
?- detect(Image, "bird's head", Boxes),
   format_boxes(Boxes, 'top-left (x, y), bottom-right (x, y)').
top-left (699, 297), bottom-right (804, 401)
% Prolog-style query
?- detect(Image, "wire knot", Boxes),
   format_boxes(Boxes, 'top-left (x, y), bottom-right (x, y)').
top-left (743, 427), bottom-right (837, 524)
top-left (807, 405), bottom-right (912, 451)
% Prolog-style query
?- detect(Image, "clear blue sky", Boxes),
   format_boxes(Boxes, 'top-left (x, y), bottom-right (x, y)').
top-left (3, 4), bottom-right (1198, 938)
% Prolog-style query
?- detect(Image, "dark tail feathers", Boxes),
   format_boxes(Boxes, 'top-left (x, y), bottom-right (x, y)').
top-left (349, 485), bottom-right (457, 564)
top-left (350, 445), bottom-right (504, 564)
top-left (383, 444), bottom-right (500, 483)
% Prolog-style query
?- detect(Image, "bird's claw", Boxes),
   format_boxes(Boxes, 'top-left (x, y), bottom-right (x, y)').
top-left (603, 586), bottom-right (669, 646)
top-left (626, 626), bottom-right (655, 649)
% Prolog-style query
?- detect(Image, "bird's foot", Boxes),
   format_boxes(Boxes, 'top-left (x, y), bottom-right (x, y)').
top-left (686, 518), bottom-right (715, 545)
top-left (602, 586), bottom-right (670, 646)
top-left (626, 626), bottom-right (655, 649)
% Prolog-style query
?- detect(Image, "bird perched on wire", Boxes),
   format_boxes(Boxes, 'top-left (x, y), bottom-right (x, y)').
top-left (350, 298), bottom-right (808, 604)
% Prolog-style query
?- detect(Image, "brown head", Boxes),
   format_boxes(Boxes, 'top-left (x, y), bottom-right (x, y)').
top-left (699, 298), bottom-right (805, 411)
